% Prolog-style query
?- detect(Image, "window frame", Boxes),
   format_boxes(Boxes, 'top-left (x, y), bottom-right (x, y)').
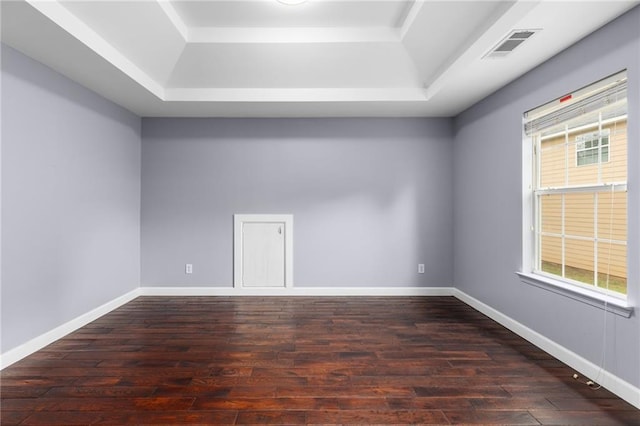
top-left (519, 71), bottom-right (633, 317)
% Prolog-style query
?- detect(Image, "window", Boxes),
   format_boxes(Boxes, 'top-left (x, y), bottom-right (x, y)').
top-left (576, 130), bottom-right (609, 166)
top-left (524, 71), bottom-right (628, 299)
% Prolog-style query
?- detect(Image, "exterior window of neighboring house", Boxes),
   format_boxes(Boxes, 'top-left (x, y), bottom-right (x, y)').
top-left (523, 71), bottom-right (628, 299)
top-left (576, 129), bottom-right (609, 166)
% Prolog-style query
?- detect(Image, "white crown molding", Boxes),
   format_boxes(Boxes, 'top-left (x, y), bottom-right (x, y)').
top-left (157, 0), bottom-right (188, 41)
top-left (164, 87), bottom-right (427, 103)
top-left (399, 0), bottom-right (424, 41)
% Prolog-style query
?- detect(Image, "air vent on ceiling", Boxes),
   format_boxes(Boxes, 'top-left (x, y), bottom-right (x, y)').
top-left (483, 29), bottom-right (540, 59)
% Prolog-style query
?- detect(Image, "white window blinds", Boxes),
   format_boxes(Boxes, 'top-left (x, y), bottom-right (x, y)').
top-left (524, 71), bottom-right (627, 136)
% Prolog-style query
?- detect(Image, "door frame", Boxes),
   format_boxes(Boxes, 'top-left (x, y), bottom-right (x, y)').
top-left (233, 214), bottom-right (294, 289)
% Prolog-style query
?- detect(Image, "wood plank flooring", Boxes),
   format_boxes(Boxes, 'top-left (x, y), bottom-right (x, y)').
top-left (1, 296), bottom-right (638, 425)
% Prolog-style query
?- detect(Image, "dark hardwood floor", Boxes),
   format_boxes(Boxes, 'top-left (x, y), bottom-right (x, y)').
top-left (1, 296), bottom-right (638, 425)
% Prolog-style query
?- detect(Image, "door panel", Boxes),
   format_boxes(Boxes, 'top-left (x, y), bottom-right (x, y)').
top-left (242, 222), bottom-right (285, 287)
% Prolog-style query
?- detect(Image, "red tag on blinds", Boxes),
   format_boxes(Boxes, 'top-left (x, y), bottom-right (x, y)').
top-left (560, 94), bottom-right (572, 103)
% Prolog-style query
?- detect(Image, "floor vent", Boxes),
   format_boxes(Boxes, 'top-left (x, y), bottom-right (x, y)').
top-left (484, 29), bottom-right (540, 59)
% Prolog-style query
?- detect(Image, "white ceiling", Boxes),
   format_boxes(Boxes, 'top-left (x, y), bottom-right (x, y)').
top-left (2, 0), bottom-right (638, 117)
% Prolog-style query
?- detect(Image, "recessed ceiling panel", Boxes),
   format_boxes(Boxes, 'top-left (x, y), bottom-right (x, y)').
top-left (167, 42), bottom-right (421, 88)
top-left (0, 0), bottom-right (164, 113)
top-left (402, 1), bottom-right (507, 84)
top-left (59, 0), bottom-right (185, 84)
top-left (170, 0), bottom-right (413, 28)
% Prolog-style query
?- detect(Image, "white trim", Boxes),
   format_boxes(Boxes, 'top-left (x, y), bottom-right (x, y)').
top-left (535, 182), bottom-right (627, 195)
top-left (399, 0), bottom-right (425, 41)
top-left (453, 288), bottom-right (640, 410)
top-left (140, 286), bottom-right (453, 297)
top-left (164, 88), bottom-right (426, 103)
top-left (234, 214), bottom-right (294, 289)
top-left (156, 0), bottom-right (188, 41)
top-left (522, 128), bottom-right (535, 274)
top-left (517, 272), bottom-right (632, 317)
top-left (0, 288), bottom-right (141, 370)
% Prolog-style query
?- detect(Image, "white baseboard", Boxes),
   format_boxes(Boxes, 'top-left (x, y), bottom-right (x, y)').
top-left (453, 288), bottom-right (640, 410)
top-left (0, 288), bottom-right (141, 370)
top-left (140, 285), bottom-right (455, 297)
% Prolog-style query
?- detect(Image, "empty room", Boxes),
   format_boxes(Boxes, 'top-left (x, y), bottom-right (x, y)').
top-left (1, 0), bottom-right (639, 424)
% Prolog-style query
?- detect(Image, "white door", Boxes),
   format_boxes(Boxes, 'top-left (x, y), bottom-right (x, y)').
top-left (234, 214), bottom-right (293, 288)
top-left (242, 222), bottom-right (285, 287)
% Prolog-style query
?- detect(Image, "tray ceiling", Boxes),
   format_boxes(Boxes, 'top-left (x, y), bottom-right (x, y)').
top-left (2, 0), bottom-right (638, 117)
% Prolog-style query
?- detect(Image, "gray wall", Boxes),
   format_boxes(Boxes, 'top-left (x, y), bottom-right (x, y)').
top-left (453, 7), bottom-right (640, 387)
top-left (141, 118), bottom-right (453, 287)
top-left (1, 45), bottom-right (141, 353)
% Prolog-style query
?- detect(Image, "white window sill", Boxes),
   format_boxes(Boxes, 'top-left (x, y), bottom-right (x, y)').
top-left (516, 272), bottom-right (634, 318)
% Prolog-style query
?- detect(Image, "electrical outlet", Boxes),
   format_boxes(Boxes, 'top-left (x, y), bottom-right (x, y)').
top-left (418, 264), bottom-right (425, 274)
top-left (185, 264), bottom-right (193, 274)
